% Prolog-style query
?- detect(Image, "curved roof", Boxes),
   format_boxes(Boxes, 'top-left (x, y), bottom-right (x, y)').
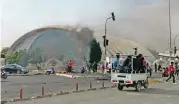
top-left (7, 26), bottom-right (82, 55)
top-left (7, 25), bottom-right (156, 62)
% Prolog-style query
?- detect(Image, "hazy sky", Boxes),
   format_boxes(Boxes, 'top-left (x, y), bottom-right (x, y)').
top-left (1, 0), bottom-right (179, 51)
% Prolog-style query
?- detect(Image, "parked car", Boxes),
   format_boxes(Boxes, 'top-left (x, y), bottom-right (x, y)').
top-left (1, 64), bottom-right (29, 74)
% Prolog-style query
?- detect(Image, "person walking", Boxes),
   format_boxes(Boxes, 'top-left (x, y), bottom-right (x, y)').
top-left (158, 64), bottom-right (162, 72)
top-left (67, 60), bottom-right (73, 73)
top-left (165, 62), bottom-right (176, 84)
top-left (101, 62), bottom-right (105, 74)
top-left (154, 63), bottom-right (157, 73)
top-left (175, 62), bottom-right (179, 76)
top-left (107, 62), bottom-right (112, 73)
top-left (146, 63), bottom-right (152, 77)
top-left (141, 57), bottom-right (147, 73)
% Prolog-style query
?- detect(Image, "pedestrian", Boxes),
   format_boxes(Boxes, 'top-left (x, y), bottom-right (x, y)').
top-left (51, 66), bottom-right (55, 74)
top-left (146, 63), bottom-right (152, 77)
top-left (165, 62), bottom-right (176, 84)
top-left (67, 60), bottom-right (72, 73)
top-left (155, 63), bottom-right (157, 73)
top-left (141, 57), bottom-right (146, 73)
top-left (101, 62), bottom-right (105, 74)
top-left (175, 62), bottom-right (179, 76)
top-left (107, 62), bottom-right (112, 73)
top-left (81, 67), bottom-right (85, 73)
top-left (158, 64), bottom-right (162, 72)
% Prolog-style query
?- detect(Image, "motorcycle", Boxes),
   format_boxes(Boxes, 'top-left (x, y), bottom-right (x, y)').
top-left (1, 71), bottom-right (8, 79)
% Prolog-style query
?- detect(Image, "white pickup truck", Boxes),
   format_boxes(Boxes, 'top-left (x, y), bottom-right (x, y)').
top-left (111, 71), bottom-right (149, 92)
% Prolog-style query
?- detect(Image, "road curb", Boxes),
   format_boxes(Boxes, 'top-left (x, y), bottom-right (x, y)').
top-left (7, 73), bottom-right (45, 76)
top-left (87, 88), bottom-right (97, 91)
top-left (73, 90), bottom-right (85, 93)
top-left (148, 79), bottom-right (162, 84)
top-left (148, 77), bottom-right (179, 84)
top-left (7, 74), bottom-right (33, 76)
top-left (100, 87), bottom-right (109, 89)
top-left (10, 97), bottom-right (30, 102)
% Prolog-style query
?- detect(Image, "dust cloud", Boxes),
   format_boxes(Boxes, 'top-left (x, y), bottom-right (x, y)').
top-left (89, 0), bottom-right (179, 52)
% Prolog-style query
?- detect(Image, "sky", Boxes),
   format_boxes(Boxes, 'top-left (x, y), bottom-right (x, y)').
top-left (1, 0), bottom-right (179, 51)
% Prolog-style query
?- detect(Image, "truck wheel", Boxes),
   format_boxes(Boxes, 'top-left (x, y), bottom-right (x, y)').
top-left (135, 81), bottom-right (142, 92)
top-left (144, 78), bottom-right (149, 89)
top-left (117, 84), bottom-right (123, 91)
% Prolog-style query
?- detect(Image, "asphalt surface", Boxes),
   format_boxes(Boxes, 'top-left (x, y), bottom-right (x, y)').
top-left (9, 83), bottom-right (179, 104)
top-left (1, 75), bottom-right (111, 101)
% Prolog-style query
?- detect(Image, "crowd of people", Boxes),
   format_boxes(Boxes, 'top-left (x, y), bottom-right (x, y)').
top-left (110, 54), bottom-right (152, 76)
top-left (47, 53), bottom-right (178, 84)
top-left (65, 60), bottom-right (98, 73)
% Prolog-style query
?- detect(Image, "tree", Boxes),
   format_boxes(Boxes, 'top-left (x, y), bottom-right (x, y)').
top-left (1, 54), bottom-right (5, 58)
top-left (5, 50), bottom-right (25, 64)
top-left (89, 39), bottom-right (102, 66)
top-left (1, 47), bottom-right (9, 58)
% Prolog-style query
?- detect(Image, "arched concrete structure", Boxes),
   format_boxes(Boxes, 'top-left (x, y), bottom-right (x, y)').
top-left (45, 58), bottom-right (62, 68)
top-left (7, 25), bottom-right (157, 67)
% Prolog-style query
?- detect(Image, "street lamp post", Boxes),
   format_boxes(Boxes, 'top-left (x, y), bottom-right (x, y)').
top-left (104, 17), bottom-right (112, 57)
top-left (174, 35), bottom-right (179, 61)
top-left (103, 12), bottom-right (115, 74)
top-left (168, 0), bottom-right (172, 61)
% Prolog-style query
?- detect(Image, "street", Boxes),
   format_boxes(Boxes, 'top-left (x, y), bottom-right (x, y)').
top-left (1, 75), bottom-right (111, 101)
top-left (9, 83), bottom-right (179, 104)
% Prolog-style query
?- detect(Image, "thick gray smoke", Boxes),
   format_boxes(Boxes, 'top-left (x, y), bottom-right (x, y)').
top-left (85, 0), bottom-right (179, 52)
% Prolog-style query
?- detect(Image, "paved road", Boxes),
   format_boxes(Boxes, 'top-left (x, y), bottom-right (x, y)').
top-left (1, 75), bottom-right (111, 101)
top-left (9, 83), bottom-right (179, 104)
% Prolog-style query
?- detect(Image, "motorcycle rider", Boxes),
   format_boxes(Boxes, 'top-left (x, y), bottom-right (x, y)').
top-left (51, 66), bottom-right (55, 74)
top-left (1, 69), bottom-right (7, 79)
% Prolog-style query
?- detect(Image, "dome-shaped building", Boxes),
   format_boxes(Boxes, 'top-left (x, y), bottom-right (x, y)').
top-left (7, 25), bottom-right (156, 70)
top-left (7, 26), bottom-right (94, 70)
